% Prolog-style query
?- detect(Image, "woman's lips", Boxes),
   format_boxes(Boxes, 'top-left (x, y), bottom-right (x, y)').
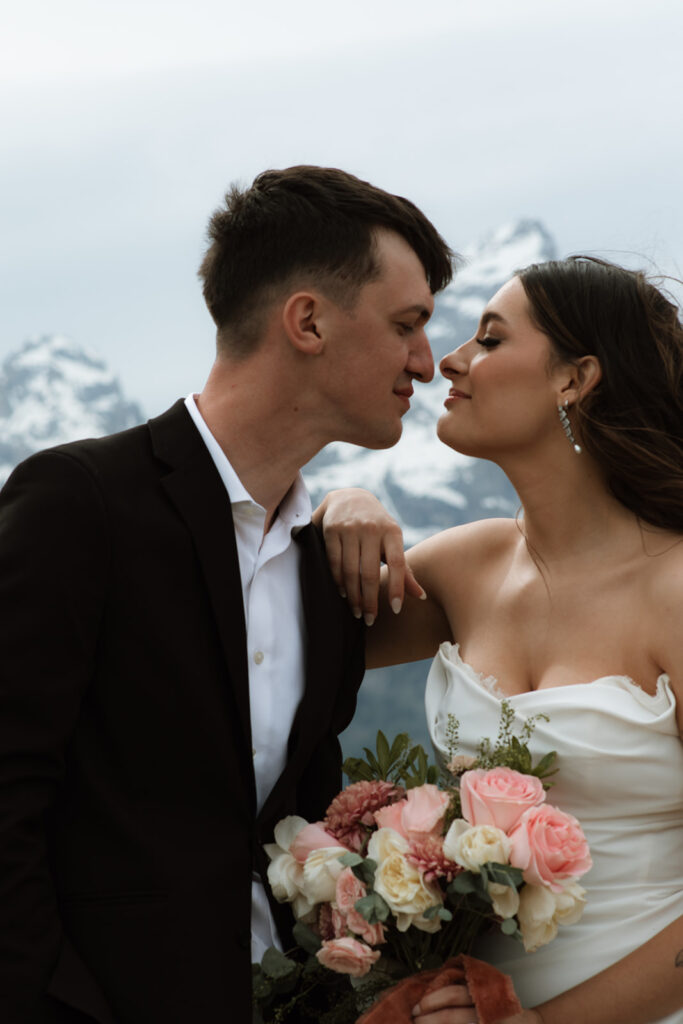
top-left (444, 387), bottom-right (471, 406)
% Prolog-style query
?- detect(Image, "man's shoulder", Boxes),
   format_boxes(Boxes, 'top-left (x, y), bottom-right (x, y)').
top-left (6, 400), bottom-right (192, 487)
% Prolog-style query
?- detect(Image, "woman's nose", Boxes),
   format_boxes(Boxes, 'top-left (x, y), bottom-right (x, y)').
top-left (439, 341), bottom-right (470, 378)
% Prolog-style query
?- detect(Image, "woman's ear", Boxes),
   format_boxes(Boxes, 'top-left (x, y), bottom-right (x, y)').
top-left (281, 292), bottom-right (325, 355)
top-left (559, 354), bottom-right (602, 404)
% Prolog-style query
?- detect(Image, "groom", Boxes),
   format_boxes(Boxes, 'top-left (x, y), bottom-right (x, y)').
top-left (0, 166), bottom-right (453, 1022)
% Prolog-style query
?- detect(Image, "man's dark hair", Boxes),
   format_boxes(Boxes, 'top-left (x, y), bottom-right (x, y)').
top-left (198, 165), bottom-right (455, 355)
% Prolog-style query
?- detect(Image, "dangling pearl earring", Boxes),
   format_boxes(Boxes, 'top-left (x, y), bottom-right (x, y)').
top-left (558, 400), bottom-right (582, 454)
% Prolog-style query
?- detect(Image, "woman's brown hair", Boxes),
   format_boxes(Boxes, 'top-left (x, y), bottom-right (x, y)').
top-left (518, 256), bottom-right (683, 532)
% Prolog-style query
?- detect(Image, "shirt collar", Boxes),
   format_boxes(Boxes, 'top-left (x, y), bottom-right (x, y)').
top-left (184, 393), bottom-right (312, 533)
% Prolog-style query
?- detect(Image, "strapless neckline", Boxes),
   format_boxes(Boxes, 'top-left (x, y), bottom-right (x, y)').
top-left (447, 641), bottom-right (671, 707)
top-left (425, 643), bottom-right (683, 1021)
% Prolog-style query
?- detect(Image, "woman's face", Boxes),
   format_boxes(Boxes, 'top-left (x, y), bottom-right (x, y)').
top-left (437, 275), bottom-right (565, 460)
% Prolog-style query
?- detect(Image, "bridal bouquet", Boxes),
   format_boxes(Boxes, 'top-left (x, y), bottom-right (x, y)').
top-left (253, 708), bottom-right (591, 1023)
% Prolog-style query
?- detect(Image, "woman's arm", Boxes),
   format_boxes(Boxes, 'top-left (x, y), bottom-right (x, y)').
top-left (313, 489), bottom-right (453, 668)
top-left (412, 916), bottom-right (683, 1023)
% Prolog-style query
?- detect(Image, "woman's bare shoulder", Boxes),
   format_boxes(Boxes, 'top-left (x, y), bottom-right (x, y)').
top-left (407, 517), bottom-right (520, 574)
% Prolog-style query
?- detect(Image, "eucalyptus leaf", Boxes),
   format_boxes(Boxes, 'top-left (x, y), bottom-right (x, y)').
top-left (500, 917), bottom-right (519, 935)
top-left (338, 852), bottom-right (364, 868)
top-left (486, 862), bottom-right (524, 888)
top-left (355, 891), bottom-right (391, 923)
top-left (262, 946), bottom-right (297, 980)
top-left (293, 920), bottom-right (322, 955)
top-left (352, 857), bottom-right (377, 887)
top-left (449, 872), bottom-right (477, 895)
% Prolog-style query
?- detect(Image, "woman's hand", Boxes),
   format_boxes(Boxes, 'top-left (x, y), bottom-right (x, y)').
top-left (314, 488), bottom-right (425, 624)
top-left (411, 982), bottom-right (478, 1023)
top-left (411, 985), bottom-right (542, 1024)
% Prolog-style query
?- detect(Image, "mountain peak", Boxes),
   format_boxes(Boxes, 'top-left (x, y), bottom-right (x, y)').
top-left (0, 333), bottom-right (143, 485)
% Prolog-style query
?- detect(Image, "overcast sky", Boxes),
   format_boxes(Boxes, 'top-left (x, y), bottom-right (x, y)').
top-left (2, 0), bottom-right (681, 414)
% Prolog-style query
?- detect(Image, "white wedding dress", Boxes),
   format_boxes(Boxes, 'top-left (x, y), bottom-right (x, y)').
top-left (425, 642), bottom-right (683, 1024)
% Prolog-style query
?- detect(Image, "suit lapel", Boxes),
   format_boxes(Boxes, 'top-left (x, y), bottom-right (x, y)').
top-left (148, 402), bottom-right (255, 801)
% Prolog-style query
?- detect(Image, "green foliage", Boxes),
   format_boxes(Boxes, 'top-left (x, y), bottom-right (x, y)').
top-left (337, 853), bottom-right (377, 888)
top-left (292, 921), bottom-right (322, 956)
top-left (444, 701), bottom-right (558, 787)
top-left (354, 891), bottom-right (391, 924)
top-left (343, 730), bottom-right (438, 788)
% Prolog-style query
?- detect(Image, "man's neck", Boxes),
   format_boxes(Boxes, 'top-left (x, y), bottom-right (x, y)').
top-left (195, 357), bottom-right (323, 522)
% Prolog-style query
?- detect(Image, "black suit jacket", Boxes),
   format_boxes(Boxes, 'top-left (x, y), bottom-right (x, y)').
top-left (0, 401), bottom-right (365, 1023)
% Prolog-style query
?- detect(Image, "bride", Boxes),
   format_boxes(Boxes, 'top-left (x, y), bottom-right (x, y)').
top-left (316, 256), bottom-right (683, 1024)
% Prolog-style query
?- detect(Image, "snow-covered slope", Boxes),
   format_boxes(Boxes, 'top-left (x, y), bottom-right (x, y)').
top-left (0, 335), bottom-right (143, 485)
top-left (304, 219), bottom-right (556, 544)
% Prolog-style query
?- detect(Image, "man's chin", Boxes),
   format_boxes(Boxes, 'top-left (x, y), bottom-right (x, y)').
top-left (345, 421), bottom-right (403, 450)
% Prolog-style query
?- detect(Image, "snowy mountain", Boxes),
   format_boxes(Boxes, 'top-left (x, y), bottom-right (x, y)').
top-left (303, 218), bottom-right (556, 546)
top-left (0, 334), bottom-right (143, 486)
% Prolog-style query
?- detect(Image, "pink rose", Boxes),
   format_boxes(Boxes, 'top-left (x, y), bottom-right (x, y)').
top-left (346, 906), bottom-right (386, 946)
top-left (374, 801), bottom-right (407, 835)
top-left (460, 768), bottom-right (545, 833)
top-left (316, 937), bottom-right (381, 977)
top-left (334, 867), bottom-right (386, 945)
top-left (509, 804), bottom-right (592, 892)
top-left (290, 822), bottom-right (346, 863)
top-left (402, 785), bottom-right (451, 834)
top-left (335, 867), bottom-right (366, 914)
top-left (374, 785), bottom-right (450, 838)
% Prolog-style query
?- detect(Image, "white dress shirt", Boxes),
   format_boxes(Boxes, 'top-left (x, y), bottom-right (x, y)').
top-left (184, 394), bottom-right (312, 963)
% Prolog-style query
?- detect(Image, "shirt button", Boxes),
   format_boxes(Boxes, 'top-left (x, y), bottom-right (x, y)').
top-left (253, 650), bottom-right (264, 665)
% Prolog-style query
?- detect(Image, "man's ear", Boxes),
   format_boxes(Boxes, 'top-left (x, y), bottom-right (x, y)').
top-left (281, 292), bottom-right (325, 355)
top-left (558, 354), bottom-right (602, 404)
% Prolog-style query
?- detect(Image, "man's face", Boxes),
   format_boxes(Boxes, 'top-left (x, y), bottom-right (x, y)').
top-left (317, 229), bottom-right (435, 449)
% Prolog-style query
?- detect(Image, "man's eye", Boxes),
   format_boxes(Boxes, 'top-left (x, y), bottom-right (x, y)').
top-left (397, 323), bottom-right (415, 334)
top-left (476, 336), bottom-right (500, 348)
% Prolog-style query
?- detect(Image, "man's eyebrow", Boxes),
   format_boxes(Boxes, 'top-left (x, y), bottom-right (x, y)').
top-left (394, 303), bottom-right (432, 320)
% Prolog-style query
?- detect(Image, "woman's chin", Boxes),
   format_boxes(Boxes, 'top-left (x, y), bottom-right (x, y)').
top-left (436, 415), bottom-right (469, 453)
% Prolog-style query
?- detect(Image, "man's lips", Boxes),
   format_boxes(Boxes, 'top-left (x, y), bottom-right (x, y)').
top-left (394, 386), bottom-right (414, 407)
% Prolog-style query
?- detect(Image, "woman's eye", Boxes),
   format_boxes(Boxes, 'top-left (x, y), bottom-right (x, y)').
top-left (476, 336), bottom-right (500, 348)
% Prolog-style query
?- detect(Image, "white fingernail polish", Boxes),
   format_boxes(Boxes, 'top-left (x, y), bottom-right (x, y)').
top-left (391, 598), bottom-right (402, 614)
top-left (364, 613), bottom-right (375, 627)
top-left (418, 590), bottom-right (427, 601)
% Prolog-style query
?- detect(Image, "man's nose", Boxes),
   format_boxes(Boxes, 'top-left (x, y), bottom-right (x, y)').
top-left (408, 329), bottom-right (435, 383)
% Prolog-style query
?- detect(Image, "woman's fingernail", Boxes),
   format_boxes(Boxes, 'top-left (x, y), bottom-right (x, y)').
top-left (411, 1004), bottom-right (421, 1016)
top-left (339, 589), bottom-right (347, 599)
top-left (352, 608), bottom-right (362, 619)
top-left (364, 612), bottom-right (375, 627)
top-left (391, 597), bottom-right (402, 614)
top-left (418, 590), bottom-right (427, 601)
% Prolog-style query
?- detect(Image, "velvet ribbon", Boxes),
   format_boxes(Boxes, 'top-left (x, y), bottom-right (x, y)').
top-left (356, 954), bottom-right (522, 1024)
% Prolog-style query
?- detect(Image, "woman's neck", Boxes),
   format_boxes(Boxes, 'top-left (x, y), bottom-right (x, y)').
top-left (500, 446), bottom-right (638, 565)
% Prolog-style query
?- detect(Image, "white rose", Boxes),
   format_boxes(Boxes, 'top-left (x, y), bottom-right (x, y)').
top-left (489, 881), bottom-right (520, 919)
top-left (553, 881), bottom-right (586, 925)
top-left (301, 847), bottom-right (346, 905)
top-left (443, 820), bottom-right (511, 873)
top-left (265, 817), bottom-right (307, 900)
top-left (517, 882), bottom-right (586, 952)
top-left (265, 815), bottom-right (317, 919)
top-left (367, 826), bottom-right (409, 861)
top-left (368, 828), bottom-right (442, 932)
